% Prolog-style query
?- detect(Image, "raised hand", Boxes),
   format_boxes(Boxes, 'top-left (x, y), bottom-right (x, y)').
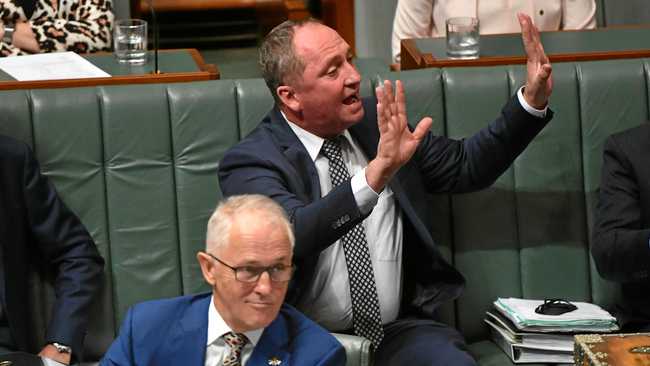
top-left (366, 79), bottom-right (432, 192)
top-left (518, 12), bottom-right (553, 109)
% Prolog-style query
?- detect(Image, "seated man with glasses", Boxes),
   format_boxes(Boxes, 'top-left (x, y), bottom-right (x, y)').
top-left (101, 194), bottom-right (345, 366)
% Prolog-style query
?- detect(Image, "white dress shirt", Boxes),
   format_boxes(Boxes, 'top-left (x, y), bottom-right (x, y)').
top-left (204, 296), bottom-right (264, 366)
top-left (286, 114), bottom-right (404, 331)
top-left (286, 89), bottom-right (545, 331)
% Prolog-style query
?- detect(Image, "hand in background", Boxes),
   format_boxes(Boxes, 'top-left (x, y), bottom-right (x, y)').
top-left (39, 344), bottom-right (70, 365)
top-left (519, 12), bottom-right (553, 109)
top-left (13, 21), bottom-right (40, 53)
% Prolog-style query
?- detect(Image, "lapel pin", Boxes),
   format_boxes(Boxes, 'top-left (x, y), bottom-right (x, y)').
top-left (268, 357), bottom-right (282, 365)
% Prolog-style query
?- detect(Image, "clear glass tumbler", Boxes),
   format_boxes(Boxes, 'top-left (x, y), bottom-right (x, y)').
top-left (113, 19), bottom-right (148, 65)
top-left (445, 17), bottom-right (480, 59)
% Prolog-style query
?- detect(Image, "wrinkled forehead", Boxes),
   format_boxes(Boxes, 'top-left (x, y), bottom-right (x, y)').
top-left (292, 23), bottom-right (349, 65)
top-left (225, 214), bottom-right (291, 250)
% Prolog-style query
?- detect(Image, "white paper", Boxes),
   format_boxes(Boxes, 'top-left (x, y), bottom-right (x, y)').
top-left (0, 52), bottom-right (110, 81)
top-left (494, 297), bottom-right (619, 332)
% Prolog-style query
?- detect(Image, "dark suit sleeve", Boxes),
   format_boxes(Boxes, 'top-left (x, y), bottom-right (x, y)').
top-left (219, 146), bottom-right (367, 261)
top-left (592, 136), bottom-right (650, 283)
top-left (414, 94), bottom-right (552, 193)
top-left (220, 95), bottom-right (550, 261)
top-left (99, 307), bottom-right (135, 366)
top-left (20, 145), bottom-right (104, 355)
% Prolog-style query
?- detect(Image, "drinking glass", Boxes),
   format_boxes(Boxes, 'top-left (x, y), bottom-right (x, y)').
top-left (113, 19), bottom-right (148, 65)
top-left (446, 17), bottom-right (480, 59)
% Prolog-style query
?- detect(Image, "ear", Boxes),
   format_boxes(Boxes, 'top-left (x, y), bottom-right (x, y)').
top-left (197, 251), bottom-right (217, 286)
top-left (277, 85), bottom-right (302, 113)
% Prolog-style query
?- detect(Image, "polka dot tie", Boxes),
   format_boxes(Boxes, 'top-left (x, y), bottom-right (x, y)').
top-left (321, 137), bottom-right (384, 349)
top-left (222, 332), bottom-right (248, 366)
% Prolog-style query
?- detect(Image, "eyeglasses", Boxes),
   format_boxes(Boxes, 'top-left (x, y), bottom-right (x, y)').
top-left (203, 251), bottom-right (294, 283)
top-left (534, 298), bottom-right (577, 316)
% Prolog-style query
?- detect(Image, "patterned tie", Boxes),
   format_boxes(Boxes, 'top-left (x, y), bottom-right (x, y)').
top-left (321, 137), bottom-right (384, 348)
top-left (222, 332), bottom-right (248, 366)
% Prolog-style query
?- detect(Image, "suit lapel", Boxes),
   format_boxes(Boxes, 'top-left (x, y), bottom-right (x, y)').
top-left (267, 108), bottom-right (321, 200)
top-left (154, 295), bottom-right (211, 366)
top-left (248, 312), bottom-right (291, 366)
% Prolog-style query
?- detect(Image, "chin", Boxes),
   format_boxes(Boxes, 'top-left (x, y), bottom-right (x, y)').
top-left (244, 312), bottom-right (276, 330)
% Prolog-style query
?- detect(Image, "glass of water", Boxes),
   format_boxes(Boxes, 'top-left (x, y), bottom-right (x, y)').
top-left (445, 17), bottom-right (480, 59)
top-left (113, 19), bottom-right (148, 65)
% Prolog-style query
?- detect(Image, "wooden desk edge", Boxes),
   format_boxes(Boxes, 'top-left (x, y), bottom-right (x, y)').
top-left (400, 37), bottom-right (650, 69)
top-left (0, 48), bottom-right (220, 90)
top-left (0, 71), bottom-right (216, 90)
top-left (400, 39), bottom-right (425, 70)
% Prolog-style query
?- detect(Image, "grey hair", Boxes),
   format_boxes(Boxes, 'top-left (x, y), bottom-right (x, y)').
top-left (259, 18), bottom-right (322, 105)
top-left (206, 194), bottom-right (294, 253)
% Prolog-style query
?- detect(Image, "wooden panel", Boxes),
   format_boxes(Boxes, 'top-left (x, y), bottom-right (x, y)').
top-left (575, 333), bottom-right (650, 366)
top-left (139, 0), bottom-right (258, 13)
top-left (321, 0), bottom-right (355, 54)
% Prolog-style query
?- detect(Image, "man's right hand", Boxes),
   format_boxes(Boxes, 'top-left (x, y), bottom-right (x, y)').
top-left (366, 79), bottom-right (432, 192)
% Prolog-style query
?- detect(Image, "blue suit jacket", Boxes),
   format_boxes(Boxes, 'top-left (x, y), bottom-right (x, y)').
top-left (218, 95), bottom-right (552, 320)
top-left (100, 293), bottom-right (346, 366)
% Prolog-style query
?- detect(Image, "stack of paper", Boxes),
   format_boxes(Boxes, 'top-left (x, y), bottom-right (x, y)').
top-left (487, 298), bottom-right (619, 364)
top-left (494, 298), bottom-right (619, 332)
top-left (485, 310), bottom-right (574, 363)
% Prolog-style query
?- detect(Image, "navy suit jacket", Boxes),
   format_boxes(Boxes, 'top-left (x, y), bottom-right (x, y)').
top-left (218, 95), bottom-right (552, 320)
top-left (0, 135), bottom-right (104, 357)
top-left (100, 292), bottom-right (346, 366)
top-left (593, 123), bottom-right (650, 329)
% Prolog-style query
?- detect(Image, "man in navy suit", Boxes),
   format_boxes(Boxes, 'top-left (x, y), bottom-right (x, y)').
top-left (593, 123), bottom-right (650, 332)
top-left (101, 194), bottom-right (345, 366)
top-left (0, 135), bottom-right (104, 365)
top-left (218, 14), bottom-right (553, 366)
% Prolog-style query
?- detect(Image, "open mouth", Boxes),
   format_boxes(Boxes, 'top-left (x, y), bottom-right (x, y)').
top-left (343, 94), bottom-right (359, 105)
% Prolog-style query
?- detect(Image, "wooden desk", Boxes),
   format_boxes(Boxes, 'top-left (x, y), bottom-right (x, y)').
top-left (0, 48), bottom-right (219, 90)
top-left (575, 333), bottom-right (650, 366)
top-left (401, 26), bottom-right (650, 70)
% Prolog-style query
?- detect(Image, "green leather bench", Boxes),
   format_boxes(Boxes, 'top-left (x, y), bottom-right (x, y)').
top-left (1, 57), bottom-right (647, 365)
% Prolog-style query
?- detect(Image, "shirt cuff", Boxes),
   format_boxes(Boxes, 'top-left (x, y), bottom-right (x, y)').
top-left (351, 167), bottom-right (380, 215)
top-left (517, 86), bottom-right (547, 118)
top-left (41, 357), bottom-right (67, 366)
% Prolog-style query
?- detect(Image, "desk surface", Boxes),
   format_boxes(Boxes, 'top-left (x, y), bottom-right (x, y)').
top-left (402, 26), bottom-right (650, 69)
top-left (0, 48), bottom-right (219, 90)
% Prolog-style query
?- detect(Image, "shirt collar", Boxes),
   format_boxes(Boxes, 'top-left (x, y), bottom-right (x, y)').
top-left (206, 295), bottom-right (264, 347)
top-left (281, 110), bottom-right (353, 162)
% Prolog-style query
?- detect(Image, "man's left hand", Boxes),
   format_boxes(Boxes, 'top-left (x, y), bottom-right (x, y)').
top-left (39, 344), bottom-right (70, 365)
top-left (519, 13), bottom-right (553, 109)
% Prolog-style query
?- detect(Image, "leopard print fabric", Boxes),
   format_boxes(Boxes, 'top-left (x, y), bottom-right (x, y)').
top-left (0, 0), bottom-right (114, 56)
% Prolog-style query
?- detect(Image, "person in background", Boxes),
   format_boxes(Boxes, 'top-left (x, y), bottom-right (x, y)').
top-left (392, 0), bottom-right (596, 63)
top-left (101, 194), bottom-right (346, 366)
top-left (593, 123), bottom-right (650, 333)
top-left (0, 0), bottom-right (113, 56)
top-left (0, 134), bottom-right (104, 365)
top-left (218, 13), bottom-right (552, 366)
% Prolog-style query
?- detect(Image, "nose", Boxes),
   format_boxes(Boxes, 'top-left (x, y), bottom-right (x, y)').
top-left (254, 271), bottom-right (273, 295)
top-left (344, 62), bottom-right (361, 86)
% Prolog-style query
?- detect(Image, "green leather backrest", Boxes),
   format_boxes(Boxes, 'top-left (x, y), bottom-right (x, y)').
top-left (600, 0), bottom-right (650, 26)
top-left (0, 58), bottom-right (647, 358)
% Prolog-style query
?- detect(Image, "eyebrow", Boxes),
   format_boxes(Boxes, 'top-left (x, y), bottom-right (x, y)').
top-left (236, 257), bottom-right (291, 266)
top-left (317, 43), bottom-right (352, 70)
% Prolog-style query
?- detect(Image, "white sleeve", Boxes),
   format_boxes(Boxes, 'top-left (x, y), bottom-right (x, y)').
top-left (351, 168), bottom-right (380, 215)
top-left (561, 0), bottom-right (597, 29)
top-left (392, 0), bottom-right (436, 63)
